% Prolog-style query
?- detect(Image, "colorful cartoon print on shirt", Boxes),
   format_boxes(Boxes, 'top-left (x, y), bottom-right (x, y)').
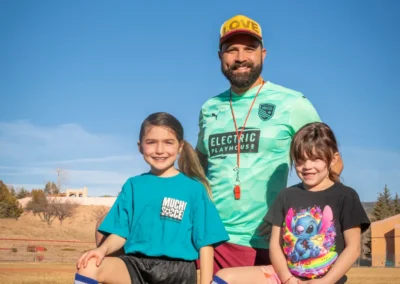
top-left (282, 206), bottom-right (338, 279)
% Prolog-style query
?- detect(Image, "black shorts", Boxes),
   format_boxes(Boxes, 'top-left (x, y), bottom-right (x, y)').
top-left (119, 254), bottom-right (197, 284)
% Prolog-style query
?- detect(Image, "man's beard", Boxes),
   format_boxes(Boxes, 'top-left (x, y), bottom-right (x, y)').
top-left (221, 61), bottom-right (263, 89)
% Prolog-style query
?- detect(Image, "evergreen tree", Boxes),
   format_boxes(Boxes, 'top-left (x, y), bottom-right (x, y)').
top-left (16, 187), bottom-right (30, 199)
top-left (361, 228), bottom-right (371, 259)
top-left (371, 185), bottom-right (393, 221)
top-left (0, 180), bottom-right (24, 218)
top-left (363, 185), bottom-right (397, 260)
top-left (393, 192), bottom-right (400, 215)
top-left (8, 185), bottom-right (16, 197)
top-left (44, 181), bottom-right (59, 196)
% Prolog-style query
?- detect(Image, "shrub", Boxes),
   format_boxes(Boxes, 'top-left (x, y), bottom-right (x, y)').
top-left (61, 248), bottom-right (76, 251)
top-left (27, 245), bottom-right (36, 252)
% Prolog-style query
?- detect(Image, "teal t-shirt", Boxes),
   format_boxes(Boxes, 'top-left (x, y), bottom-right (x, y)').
top-left (98, 172), bottom-right (229, 261)
top-left (196, 82), bottom-right (321, 249)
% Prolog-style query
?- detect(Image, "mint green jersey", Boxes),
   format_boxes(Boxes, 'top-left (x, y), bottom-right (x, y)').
top-left (196, 82), bottom-right (321, 249)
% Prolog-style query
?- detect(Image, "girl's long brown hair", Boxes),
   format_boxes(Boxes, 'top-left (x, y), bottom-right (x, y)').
top-left (290, 122), bottom-right (340, 182)
top-left (139, 112), bottom-right (212, 198)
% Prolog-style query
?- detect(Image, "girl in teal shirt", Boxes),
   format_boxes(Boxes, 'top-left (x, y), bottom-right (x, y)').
top-left (75, 112), bottom-right (229, 284)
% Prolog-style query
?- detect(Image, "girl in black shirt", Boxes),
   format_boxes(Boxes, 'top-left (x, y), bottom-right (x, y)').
top-left (212, 122), bottom-right (370, 284)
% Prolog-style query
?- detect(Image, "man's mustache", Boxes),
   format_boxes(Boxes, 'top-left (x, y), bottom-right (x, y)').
top-left (230, 62), bottom-right (254, 70)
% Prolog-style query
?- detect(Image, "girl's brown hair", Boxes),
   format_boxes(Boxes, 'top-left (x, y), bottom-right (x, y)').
top-left (139, 112), bottom-right (212, 198)
top-left (290, 122), bottom-right (340, 182)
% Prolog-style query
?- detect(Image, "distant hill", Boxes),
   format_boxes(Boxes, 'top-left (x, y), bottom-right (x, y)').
top-left (362, 202), bottom-right (375, 215)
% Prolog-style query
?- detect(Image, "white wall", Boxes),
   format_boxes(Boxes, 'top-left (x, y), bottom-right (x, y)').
top-left (18, 197), bottom-right (117, 207)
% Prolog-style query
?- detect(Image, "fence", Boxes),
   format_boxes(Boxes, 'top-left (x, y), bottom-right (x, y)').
top-left (1, 239), bottom-right (400, 267)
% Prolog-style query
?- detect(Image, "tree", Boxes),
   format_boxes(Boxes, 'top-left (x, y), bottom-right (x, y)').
top-left (8, 185), bottom-right (16, 197)
top-left (26, 191), bottom-right (78, 226)
top-left (393, 192), bottom-right (400, 215)
top-left (16, 187), bottom-right (30, 199)
top-left (55, 200), bottom-right (78, 225)
top-left (92, 206), bottom-right (109, 221)
top-left (371, 185), bottom-right (394, 221)
top-left (25, 190), bottom-right (57, 225)
top-left (361, 227), bottom-right (371, 259)
top-left (44, 181), bottom-right (58, 196)
top-left (0, 181), bottom-right (23, 219)
top-left (362, 185), bottom-right (398, 260)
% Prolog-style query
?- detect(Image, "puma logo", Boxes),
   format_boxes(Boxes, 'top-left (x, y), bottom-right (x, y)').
top-left (211, 111), bottom-right (220, 120)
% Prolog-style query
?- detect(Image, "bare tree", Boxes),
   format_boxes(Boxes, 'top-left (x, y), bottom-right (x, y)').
top-left (26, 191), bottom-right (80, 226)
top-left (55, 199), bottom-right (79, 225)
top-left (25, 190), bottom-right (57, 225)
top-left (92, 206), bottom-right (109, 221)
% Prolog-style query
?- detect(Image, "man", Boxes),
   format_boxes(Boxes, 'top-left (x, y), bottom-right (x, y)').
top-left (196, 14), bottom-right (342, 272)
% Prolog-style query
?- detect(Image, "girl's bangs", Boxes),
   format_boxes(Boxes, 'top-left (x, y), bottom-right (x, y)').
top-left (292, 141), bottom-right (331, 164)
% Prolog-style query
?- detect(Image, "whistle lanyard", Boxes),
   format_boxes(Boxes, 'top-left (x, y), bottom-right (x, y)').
top-left (229, 81), bottom-right (265, 200)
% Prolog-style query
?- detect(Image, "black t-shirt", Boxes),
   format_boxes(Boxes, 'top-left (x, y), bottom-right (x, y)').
top-left (266, 182), bottom-right (370, 284)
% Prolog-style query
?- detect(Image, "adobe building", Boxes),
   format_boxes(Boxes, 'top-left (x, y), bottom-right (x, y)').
top-left (66, 186), bottom-right (88, 198)
top-left (371, 214), bottom-right (400, 267)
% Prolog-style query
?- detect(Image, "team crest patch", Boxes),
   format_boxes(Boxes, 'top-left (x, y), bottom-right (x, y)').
top-left (258, 103), bottom-right (276, 121)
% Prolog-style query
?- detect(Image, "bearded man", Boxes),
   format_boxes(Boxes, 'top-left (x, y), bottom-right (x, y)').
top-left (195, 14), bottom-right (343, 272)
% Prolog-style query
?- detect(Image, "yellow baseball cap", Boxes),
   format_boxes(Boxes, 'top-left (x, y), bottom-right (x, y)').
top-left (219, 15), bottom-right (263, 47)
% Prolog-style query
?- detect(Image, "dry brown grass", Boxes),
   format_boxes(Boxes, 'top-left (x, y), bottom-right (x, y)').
top-left (0, 205), bottom-right (104, 263)
top-left (0, 205), bottom-right (104, 242)
top-left (0, 263), bottom-right (399, 284)
top-left (346, 267), bottom-right (400, 283)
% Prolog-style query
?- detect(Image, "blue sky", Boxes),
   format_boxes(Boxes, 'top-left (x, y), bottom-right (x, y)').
top-left (0, 0), bottom-right (399, 201)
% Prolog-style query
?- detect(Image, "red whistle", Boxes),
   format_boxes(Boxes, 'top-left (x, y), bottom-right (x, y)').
top-left (234, 185), bottom-right (241, 200)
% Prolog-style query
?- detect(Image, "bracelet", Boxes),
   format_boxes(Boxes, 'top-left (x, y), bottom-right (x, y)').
top-left (283, 275), bottom-right (294, 284)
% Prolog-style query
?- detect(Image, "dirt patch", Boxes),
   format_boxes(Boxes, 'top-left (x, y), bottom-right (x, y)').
top-left (0, 264), bottom-right (399, 284)
top-left (0, 267), bottom-right (75, 273)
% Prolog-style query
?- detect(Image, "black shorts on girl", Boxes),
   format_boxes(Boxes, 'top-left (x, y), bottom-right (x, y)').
top-left (119, 254), bottom-right (197, 284)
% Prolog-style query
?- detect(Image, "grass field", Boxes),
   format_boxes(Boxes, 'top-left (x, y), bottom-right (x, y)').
top-left (0, 263), bottom-right (399, 284)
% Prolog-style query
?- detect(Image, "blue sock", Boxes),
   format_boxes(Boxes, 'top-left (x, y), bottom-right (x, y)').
top-left (74, 273), bottom-right (98, 284)
top-left (212, 275), bottom-right (228, 284)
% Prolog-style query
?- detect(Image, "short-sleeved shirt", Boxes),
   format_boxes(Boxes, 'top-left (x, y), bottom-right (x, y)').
top-left (196, 82), bottom-right (320, 249)
top-left (98, 172), bottom-right (229, 261)
top-left (266, 182), bottom-right (370, 283)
